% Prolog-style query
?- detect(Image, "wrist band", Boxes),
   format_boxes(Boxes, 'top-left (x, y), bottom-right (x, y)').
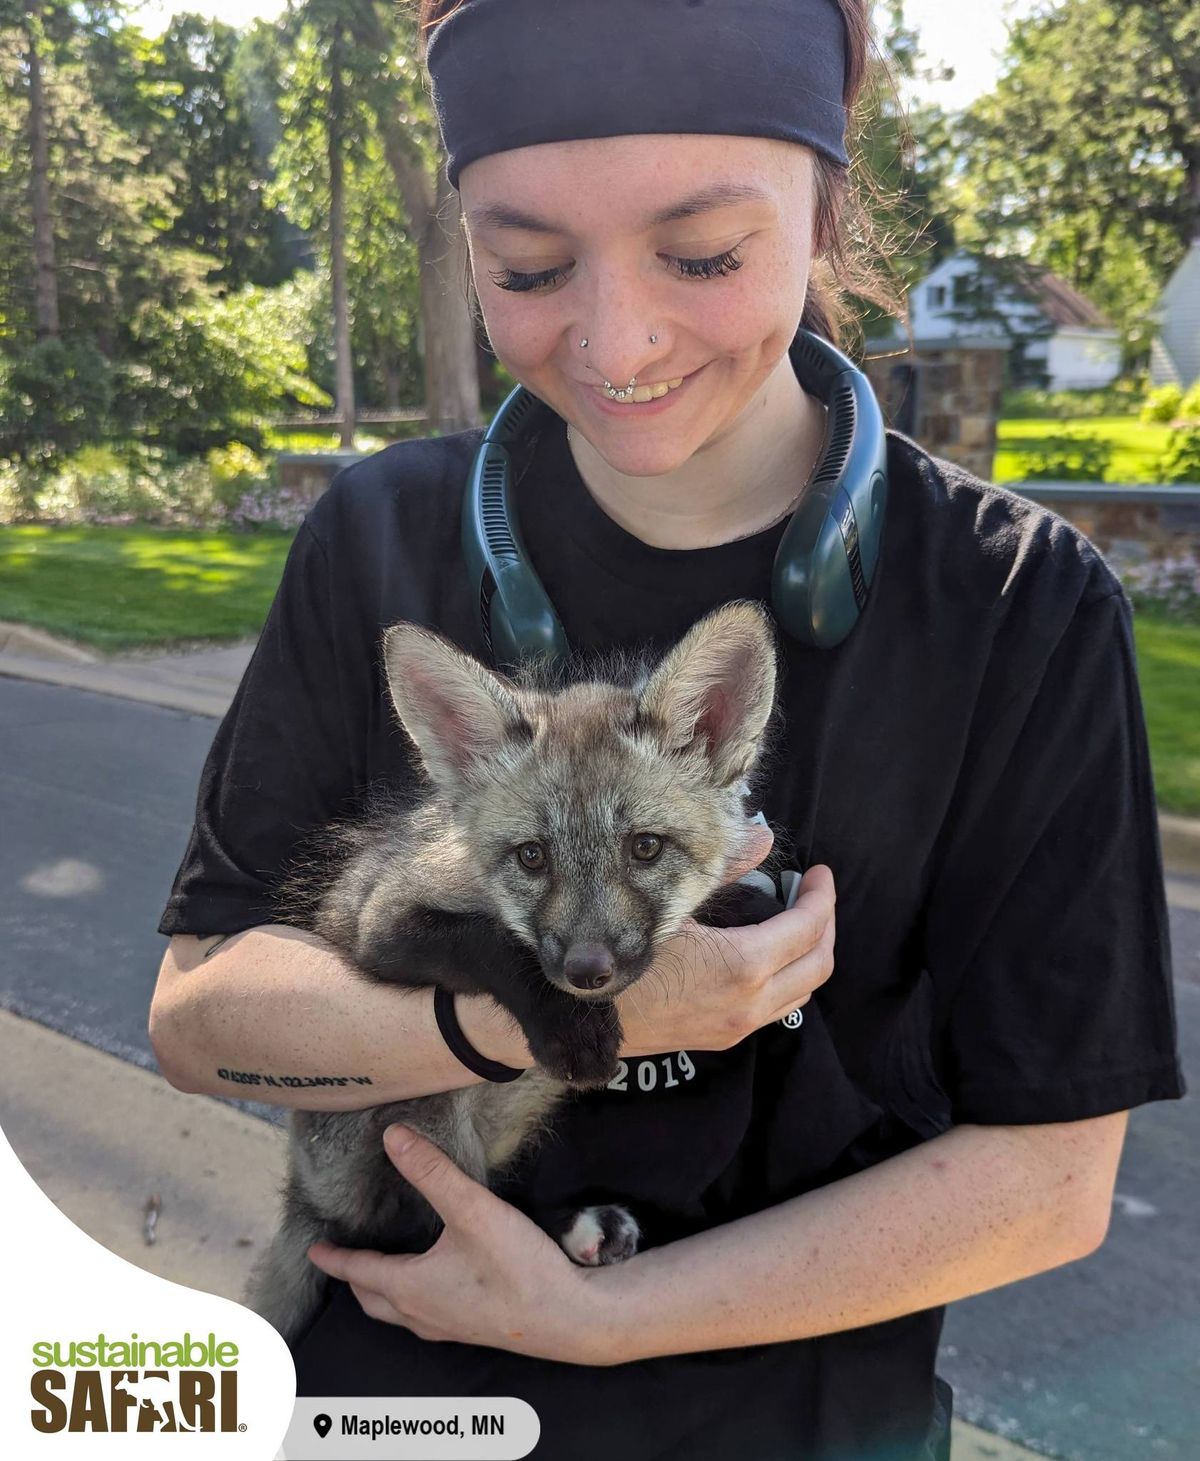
top-left (434, 986), bottom-right (525, 1083)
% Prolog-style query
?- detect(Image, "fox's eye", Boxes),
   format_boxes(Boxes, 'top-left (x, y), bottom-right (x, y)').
top-left (517, 841), bottom-right (546, 871)
top-left (632, 833), bottom-right (663, 862)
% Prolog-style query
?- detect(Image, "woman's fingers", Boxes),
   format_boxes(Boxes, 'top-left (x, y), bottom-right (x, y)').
top-left (736, 865), bottom-right (836, 980)
top-left (763, 914), bottom-right (836, 1025)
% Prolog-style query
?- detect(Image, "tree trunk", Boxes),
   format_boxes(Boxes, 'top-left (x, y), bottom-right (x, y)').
top-left (382, 358), bottom-right (401, 412)
top-left (1185, 149), bottom-right (1200, 246)
top-left (343, 0), bottom-right (481, 435)
top-left (328, 25), bottom-right (356, 450)
top-left (417, 169), bottom-right (483, 435)
top-left (25, 6), bottom-right (60, 341)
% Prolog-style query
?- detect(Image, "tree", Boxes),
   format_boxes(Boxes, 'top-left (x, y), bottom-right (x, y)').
top-left (947, 0), bottom-right (1198, 368)
top-left (341, 0), bottom-right (481, 433)
top-left (326, 15), bottom-right (356, 447)
top-left (843, 2), bottom-right (961, 342)
top-left (153, 12), bottom-right (295, 288)
top-left (23, 3), bottom-right (59, 339)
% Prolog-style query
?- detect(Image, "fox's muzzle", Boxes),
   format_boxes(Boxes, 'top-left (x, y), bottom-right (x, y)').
top-left (562, 942), bottom-right (615, 991)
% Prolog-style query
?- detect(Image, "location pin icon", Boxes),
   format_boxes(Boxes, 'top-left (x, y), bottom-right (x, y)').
top-left (313, 1413), bottom-right (332, 1439)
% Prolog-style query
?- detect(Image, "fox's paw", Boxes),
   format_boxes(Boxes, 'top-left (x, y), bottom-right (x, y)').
top-left (559, 1205), bottom-right (642, 1267)
top-left (527, 1003), bottom-right (621, 1088)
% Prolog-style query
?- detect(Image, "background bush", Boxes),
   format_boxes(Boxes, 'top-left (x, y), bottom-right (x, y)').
top-left (1157, 429), bottom-right (1200, 485)
top-left (1009, 431), bottom-right (1116, 481)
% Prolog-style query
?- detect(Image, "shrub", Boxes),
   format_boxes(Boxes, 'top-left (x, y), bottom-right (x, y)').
top-left (3, 442), bottom-right (278, 527)
top-left (226, 480), bottom-right (310, 531)
top-left (1157, 429), bottom-right (1200, 485)
top-left (205, 443), bottom-right (273, 512)
top-left (1003, 380), bottom-right (1143, 420)
top-left (1140, 384), bottom-right (1184, 424)
top-left (119, 280), bottom-right (331, 456)
top-left (1011, 431), bottom-right (1115, 482)
top-left (27, 444), bottom-right (220, 526)
top-left (1181, 380), bottom-right (1200, 422)
top-left (0, 338), bottom-right (115, 464)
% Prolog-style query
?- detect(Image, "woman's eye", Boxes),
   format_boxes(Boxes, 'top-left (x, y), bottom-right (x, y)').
top-left (487, 247), bottom-right (744, 294)
top-left (631, 833), bottom-right (663, 862)
top-left (517, 841), bottom-right (546, 871)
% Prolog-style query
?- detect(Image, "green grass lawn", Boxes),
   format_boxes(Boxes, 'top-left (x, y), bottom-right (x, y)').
top-left (1, 523), bottom-right (1197, 815)
top-left (1130, 605), bottom-right (1200, 817)
top-left (995, 417), bottom-right (1173, 484)
top-left (0, 524), bottom-right (293, 651)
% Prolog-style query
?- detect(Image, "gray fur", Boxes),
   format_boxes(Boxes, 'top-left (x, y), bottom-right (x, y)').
top-left (245, 602), bottom-right (780, 1344)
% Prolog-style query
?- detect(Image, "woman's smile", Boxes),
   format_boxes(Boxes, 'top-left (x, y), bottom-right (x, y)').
top-left (580, 362), bottom-right (707, 419)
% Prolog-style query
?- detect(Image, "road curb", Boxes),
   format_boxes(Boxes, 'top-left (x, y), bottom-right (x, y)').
top-left (0, 620), bottom-right (98, 663)
top-left (1160, 814), bottom-right (1200, 879)
top-left (0, 652), bottom-right (231, 719)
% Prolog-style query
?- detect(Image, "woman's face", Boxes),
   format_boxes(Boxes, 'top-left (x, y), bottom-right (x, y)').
top-left (459, 133), bottom-right (817, 479)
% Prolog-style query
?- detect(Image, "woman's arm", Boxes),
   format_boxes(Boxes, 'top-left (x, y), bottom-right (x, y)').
top-left (580, 1111), bottom-right (1128, 1364)
top-left (150, 840), bottom-right (789, 1108)
top-left (149, 926), bottom-right (534, 1107)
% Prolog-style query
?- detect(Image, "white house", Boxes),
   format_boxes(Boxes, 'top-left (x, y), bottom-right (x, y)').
top-left (1149, 238), bottom-right (1200, 388)
top-left (900, 252), bottom-right (1122, 391)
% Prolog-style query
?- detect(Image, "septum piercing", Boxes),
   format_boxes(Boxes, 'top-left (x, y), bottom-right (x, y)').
top-left (580, 334), bottom-right (658, 400)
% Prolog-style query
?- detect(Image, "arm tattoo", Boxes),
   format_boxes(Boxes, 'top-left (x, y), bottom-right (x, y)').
top-left (216, 1067), bottom-right (374, 1090)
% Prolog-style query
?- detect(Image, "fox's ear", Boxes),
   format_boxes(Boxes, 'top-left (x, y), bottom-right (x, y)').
top-left (381, 623), bottom-right (532, 788)
top-left (638, 601), bottom-right (777, 787)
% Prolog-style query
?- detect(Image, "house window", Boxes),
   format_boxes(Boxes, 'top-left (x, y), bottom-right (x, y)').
top-left (928, 285), bottom-right (946, 309)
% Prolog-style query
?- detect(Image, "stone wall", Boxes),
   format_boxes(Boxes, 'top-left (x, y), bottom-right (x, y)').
top-left (862, 337), bottom-right (1008, 482)
top-left (1009, 484), bottom-right (1200, 569)
top-left (276, 451), bottom-right (366, 503)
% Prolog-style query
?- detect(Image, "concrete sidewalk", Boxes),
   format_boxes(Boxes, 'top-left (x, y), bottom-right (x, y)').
top-left (4, 619), bottom-right (1200, 878)
top-left (0, 1008), bottom-right (1047, 1461)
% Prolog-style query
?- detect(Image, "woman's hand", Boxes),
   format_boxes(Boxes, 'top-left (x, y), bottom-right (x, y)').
top-left (306, 1124), bottom-right (611, 1364)
top-left (615, 862), bottom-right (836, 1059)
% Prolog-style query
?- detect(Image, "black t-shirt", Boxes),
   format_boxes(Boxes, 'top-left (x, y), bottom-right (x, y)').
top-left (158, 393), bottom-right (1185, 1461)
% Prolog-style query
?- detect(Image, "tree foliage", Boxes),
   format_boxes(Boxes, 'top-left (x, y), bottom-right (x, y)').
top-left (946, 0), bottom-right (1198, 366)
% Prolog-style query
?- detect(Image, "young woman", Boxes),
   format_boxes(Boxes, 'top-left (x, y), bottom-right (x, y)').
top-left (149, 2), bottom-right (1184, 1457)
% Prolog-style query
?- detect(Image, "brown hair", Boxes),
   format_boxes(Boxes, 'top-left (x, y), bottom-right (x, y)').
top-left (410, 0), bottom-right (906, 353)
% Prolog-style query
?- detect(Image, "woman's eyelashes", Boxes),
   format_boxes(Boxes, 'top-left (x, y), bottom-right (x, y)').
top-left (487, 246), bottom-right (745, 294)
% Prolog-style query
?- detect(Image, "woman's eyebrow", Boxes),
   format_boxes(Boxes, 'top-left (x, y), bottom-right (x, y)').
top-left (467, 181), bottom-right (773, 236)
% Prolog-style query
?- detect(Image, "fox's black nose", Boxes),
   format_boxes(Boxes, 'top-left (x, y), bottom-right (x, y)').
top-left (563, 943), bottom-right (614, 991)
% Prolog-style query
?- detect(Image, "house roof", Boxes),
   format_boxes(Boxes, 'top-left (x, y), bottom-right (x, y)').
top-left (1026, 269), bottom-right (1112, 328)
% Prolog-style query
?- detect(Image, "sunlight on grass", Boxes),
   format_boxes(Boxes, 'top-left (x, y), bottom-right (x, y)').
top-left (996, 417), bottom-right (1173, 484)
top-left (1131, 610), bottom-right (1200, 816)
top-left (0, 524), bottom-right (293, 650)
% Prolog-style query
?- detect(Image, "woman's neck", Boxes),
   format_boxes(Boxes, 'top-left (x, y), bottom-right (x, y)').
top-left (565, 356), bottom-right (828, 551)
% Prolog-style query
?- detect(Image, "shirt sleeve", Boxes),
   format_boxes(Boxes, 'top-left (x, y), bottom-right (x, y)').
top-left (157, 519), bottom-right (368, 937)
top-left (922, 587), bottom-right (1186, 1125)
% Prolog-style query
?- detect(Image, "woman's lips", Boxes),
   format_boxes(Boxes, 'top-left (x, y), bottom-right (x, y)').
top-left (585, 363), bottom-right (706, 417)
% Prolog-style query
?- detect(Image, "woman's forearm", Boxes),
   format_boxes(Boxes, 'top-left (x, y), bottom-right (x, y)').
top-left (149, 925), bottom-right (533, 1108)
top-left (583, 1113), bottom-right (1128, 1365)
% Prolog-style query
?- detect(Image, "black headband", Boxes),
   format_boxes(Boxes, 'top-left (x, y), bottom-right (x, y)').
top-left (426, 0), bottom-right (850, 190)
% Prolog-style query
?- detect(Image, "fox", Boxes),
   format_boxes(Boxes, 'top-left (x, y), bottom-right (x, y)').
top-left (244, 599), bottom-right (783, 1345)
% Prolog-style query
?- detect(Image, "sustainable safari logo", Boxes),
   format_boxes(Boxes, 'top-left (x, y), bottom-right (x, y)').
top-left (30, 1332), bottom-right (241, 1433)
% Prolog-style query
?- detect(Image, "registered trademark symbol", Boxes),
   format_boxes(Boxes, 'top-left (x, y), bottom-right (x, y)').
top-left (238, 1423), bottom-right (247, 1432)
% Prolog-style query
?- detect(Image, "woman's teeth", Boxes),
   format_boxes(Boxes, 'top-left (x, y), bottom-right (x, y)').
top-left (617, 376), bottom-right (685, 404)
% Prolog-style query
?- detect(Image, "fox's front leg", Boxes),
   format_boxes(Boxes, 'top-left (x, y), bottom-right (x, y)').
top-left (352, 905), bottom-right (622, 1087)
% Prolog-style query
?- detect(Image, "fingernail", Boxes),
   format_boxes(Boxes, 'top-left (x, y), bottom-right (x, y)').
top-left (385, 1124), bottom-right (416, 1153)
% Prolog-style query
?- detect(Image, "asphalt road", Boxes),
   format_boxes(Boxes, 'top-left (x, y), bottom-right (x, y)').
top-left (0, 674), bottom-right (1195, 1461)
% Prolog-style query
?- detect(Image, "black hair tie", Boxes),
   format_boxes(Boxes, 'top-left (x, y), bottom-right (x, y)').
top-left (434, 986), bottom-right (525, 1083)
